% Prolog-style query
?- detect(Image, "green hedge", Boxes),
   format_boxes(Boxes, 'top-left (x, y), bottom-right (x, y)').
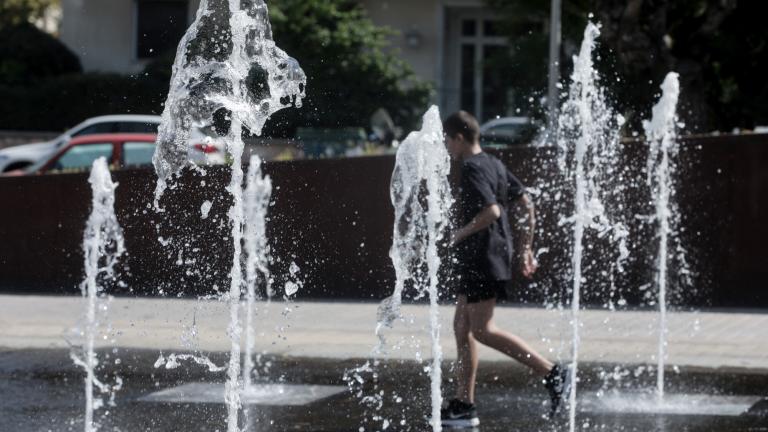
top-left (0, 73), bottom-right (168, 131)
top-left (0, 22), bottom-right (81, 85)
top-left (0, 23), bottom-right (169, 132)
top-left (0, 0), bottom-right (433, 135)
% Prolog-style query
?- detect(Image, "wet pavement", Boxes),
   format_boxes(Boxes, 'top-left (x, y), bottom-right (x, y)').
top-left (2, 295), bottom-right (767, 370)
top-left (1, 348), bottom-right (766, 432)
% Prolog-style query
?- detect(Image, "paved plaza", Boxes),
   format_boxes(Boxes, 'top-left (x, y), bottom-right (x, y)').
top-left (1, 295), bottom-right (767, 431)
top-left (1, 295), bottom-right (766, 371)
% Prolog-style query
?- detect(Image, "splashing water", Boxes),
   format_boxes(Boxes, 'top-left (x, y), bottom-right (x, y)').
top-left (283, 262), bottom-right (302, 298)
top-left (556, 23), bottom-right (627, 432)
top-left (243, 156), bottom-right (273, 432)
top-left (73, 158), bottom-right (125, 432)
top-left (152, 1), bottom-right (305, 430)
top-left (643, 72), bottom-right (683, 400)
top-left (152, 304), bottom-right (226, 375)
top-left (201, 200), bottom-right (213, 219)
top-left (154, 352), bottom-right (226, 373)
top-left (377, 106), bottom-right (452, 431)
top-left (153, 0), bottom-right (305, 203)
top-left (242, 154), bottom-right (272, 391)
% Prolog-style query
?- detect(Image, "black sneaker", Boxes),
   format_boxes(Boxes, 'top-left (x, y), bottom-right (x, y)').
top-left (544, 363), bottom-right (572, 418)
top-left (440, 398), bottom-right (480, 428)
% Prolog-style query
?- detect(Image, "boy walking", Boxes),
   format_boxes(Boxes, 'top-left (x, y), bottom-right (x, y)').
top-left (440, 111), bottom-right (570, 428)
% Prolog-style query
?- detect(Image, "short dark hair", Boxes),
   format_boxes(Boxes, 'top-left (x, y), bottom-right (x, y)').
top-left (443, 111), bottom-right (480, 142)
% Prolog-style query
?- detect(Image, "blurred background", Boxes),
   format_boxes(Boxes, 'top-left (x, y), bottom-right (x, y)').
top-left (2, 0), bottom-right (765, 164)
top-left (0, 4), bottom-right (767, 431)
top-left (1, 0), bottom-right (767, 309)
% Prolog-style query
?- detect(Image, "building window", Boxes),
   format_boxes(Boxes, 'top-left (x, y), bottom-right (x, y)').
top-left (136, 0), bottom-right (188, 59)
top-left (454, 15), bottom-right (509, 122)
top-left (462, 19), bottom-right (477, 37)
top-left (444, 9), bottom-right (544, 123)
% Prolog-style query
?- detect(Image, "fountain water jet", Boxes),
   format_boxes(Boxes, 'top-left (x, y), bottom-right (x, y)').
top-left (555, 22), bottom-right (627, 431)
top-left (377, 105), bottom-right (452, 431)
top-left (643, 72), bottom-right (683, 399)
top-left (153, 1), bottom-right (305, 430)
top-left (243, 154), bottom-right (272, 391)
top-left (72, 157), bottom-right (125, 432)
top-left (153, 0), bottom-right (305, 205)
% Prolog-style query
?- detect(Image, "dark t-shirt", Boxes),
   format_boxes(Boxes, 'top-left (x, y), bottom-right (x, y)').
top-left (455, 152), bottom-right (525, 281)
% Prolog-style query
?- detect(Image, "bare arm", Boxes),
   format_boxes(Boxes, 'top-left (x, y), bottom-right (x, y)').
top-left (451, 204), bottom-right (501, 246)
top-left (511, 193), bottom-right (538, 278)
top-left (511, 193), bottom-right (536, 251)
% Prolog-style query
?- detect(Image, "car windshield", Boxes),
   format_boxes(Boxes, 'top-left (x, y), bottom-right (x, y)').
top-left (123, 141), bottom-right (156, 167)
top-left (73, 122), bottom-right (160, 136)
top-left (71, 123), bottom-right (115, 137)
top-left (489, 124), bottom-right (524, 138)
top-left (50, 120), bottom-right (159, 150)
top-left (49, 143), bottom-right (113, 174)
top-left (482, 122), bottom-right (537, 146)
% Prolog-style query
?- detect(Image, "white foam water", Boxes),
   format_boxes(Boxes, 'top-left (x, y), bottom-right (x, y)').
top-left (242, 154), bottom-right (272, 391)
top-left (152, 1), bottom-right (304, 430)
top-left (154, 353), bottom-right (226, 373)
top-left (73, 158), bottom-right (125, 432)
top-left (378, 106), bottom-right (452, 431)
top-left (242, 158), bottom-right (274, 432)
top-left (643, 72), bottom-right (682, 399)
top-left (581, 391), bottom-right (759, 417)
top-left (556, 23), bottom-right (627, 432)
top-left (153, 0), bottom-right (305, 204)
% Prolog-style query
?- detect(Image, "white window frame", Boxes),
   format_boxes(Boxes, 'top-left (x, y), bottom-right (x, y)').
top-left (438, 1), bottom-right (508, 121)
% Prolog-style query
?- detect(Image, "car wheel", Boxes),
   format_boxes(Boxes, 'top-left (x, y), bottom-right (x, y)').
top-left (3, 162), bottom-right (31, 173)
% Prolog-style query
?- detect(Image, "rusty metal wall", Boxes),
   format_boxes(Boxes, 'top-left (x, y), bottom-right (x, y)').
top-left (0, 134), bottom-right (766, 307)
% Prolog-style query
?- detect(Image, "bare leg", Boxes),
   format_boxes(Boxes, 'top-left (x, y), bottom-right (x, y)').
top-left (468, 298), bottom-right (554, 376)
top-left (454, 295), bottom-right (479, 404)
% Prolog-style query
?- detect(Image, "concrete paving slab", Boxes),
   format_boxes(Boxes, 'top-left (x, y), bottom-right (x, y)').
top-left (1, 295), bottom-right (766, 371)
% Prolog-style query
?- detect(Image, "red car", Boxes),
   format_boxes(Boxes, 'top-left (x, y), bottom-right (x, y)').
top-left (14, 134), bottom-right (159, 175)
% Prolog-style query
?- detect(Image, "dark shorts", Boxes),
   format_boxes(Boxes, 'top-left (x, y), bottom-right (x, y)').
top-left (457, 279), bottom-right (508, 304)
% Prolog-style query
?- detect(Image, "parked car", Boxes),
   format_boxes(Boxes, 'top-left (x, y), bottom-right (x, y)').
top-left (4, 133), bottom-right (222, 176)
top-left (479, 117), bottom-right (539, 147)
top-left (0, 115), bottom-right (161, 173)
top-left (0, 114), bottom-right (225, 172)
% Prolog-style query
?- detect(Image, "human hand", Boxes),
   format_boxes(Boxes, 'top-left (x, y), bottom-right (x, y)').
top-left (520, 247), bottom-right (538, 279)
top-left (450, 231), bottom-right (460, 247)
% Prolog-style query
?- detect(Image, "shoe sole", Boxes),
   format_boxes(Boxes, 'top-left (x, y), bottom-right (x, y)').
top-left (547, 364), bottom-right (575, 419)
top-left (441, 418), bottom-right (480, 428)
top-left (554, 365), bottom-right (574, 417)
top-left (562, 365), bottom-right (574, 408)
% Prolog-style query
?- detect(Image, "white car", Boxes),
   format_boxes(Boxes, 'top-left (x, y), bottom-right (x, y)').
top-left (480, 117), bottom-right (539, 146)
top-left (0, 114), bottom-right (225, 172)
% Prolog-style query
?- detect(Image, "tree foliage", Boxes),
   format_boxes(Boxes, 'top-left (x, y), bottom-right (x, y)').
top-left (0, 22), bottom-right (81, 85)
top-left (485, 0), bottom-right (768, 132)
top-left (0, 73), bottom-right (167, 131)
top-left (0, 0), bottom-right (56, 27)
top-left (142, 0), bottom-right (432, 137)
top-left (264, 0), bottom-right (432, 136)
top-left (4, 0), bottom-right (431, 134)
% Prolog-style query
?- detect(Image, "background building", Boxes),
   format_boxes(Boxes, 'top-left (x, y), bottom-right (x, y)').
top-left (59, 0), bottom-right (536, 122)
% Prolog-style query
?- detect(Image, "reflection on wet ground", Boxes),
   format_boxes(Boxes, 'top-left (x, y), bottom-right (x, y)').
top-left (1, 349), bottom-right (766, 432)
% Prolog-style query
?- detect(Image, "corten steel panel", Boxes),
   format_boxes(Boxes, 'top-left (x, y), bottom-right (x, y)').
top-left (0, 156), bottom-right (399, 301)
top-left (0, 134), bottom-right (767, 307)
